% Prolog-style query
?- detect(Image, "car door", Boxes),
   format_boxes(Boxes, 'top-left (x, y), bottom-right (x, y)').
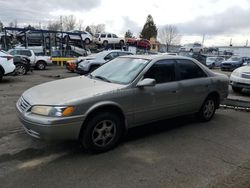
top-left (175, 59), bottom-right (210, 114)
top-left (133, 59), bottom-right (180, 124)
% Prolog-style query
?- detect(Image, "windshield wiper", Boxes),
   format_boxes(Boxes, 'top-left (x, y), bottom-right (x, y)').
top-left (93, 75), bottom-right (111, 83)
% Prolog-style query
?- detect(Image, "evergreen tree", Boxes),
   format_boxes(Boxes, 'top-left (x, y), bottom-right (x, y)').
top-left (0, 21), bottom-right (3, 32)
top-left (125, 30), bottom-right (133, 38)
top-left (140, 15), bottom-right (157, 40)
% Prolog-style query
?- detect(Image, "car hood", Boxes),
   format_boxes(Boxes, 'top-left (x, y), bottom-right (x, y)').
top-left (22, 76), bottom-right (125, 105)
top-left (235, 65), bottom-right (250, 72)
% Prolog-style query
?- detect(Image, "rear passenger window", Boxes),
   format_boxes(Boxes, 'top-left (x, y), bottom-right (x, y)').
top-left (107, 34), bottom-right (112, 38)
top-left (177, 59), bottom-right (207, 80)
top-left (20, 50), bottom-right (32, 57)
top-left (101, 34), bottom-right (106, 38)
top-left (144, 59), bottom-right (176, 84)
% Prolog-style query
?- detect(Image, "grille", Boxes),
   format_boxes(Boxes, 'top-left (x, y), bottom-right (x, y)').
top-left (222, 63), bottom-right (232, 66)
top-left (242, 72), bottom-right (250, 79)
top-left (19, 97), bottom-right (31, 112)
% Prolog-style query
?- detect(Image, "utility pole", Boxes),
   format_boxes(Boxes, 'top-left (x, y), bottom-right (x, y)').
top-left (229, 38), bottom-right (232, 46)
top-left (246, 39), bottom-right (248, 47)
top-left (60, 16), bottom-right (63, 56)
top-left (202, 34), bottom-right (205, 45)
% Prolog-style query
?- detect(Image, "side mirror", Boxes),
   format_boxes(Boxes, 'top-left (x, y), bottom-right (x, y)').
top-left (137, 78), bottom-right (156, 87)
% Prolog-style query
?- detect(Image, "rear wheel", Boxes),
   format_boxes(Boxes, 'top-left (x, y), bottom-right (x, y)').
top-left (36, 61), bottom-right (46, 70)
top-left (119, 40), bottom-right (124, 46)
top-left (80, 112), bottom-right (123, 152)
top-left (103, 41), bottom-right (108, 47)
top-left (198, 96), bottom-right (216, 122)
top-left (232, 86), bottom-right (242, 93)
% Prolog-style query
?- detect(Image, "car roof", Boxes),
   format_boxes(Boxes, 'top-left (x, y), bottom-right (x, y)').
top-left (119, 54), bottom-right (195, 61)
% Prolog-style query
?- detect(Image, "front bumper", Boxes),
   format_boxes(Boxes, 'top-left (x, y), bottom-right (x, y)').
top-left (75, 67), bottom-right (88, 75)
top-left (16, 102), bottom-right (85, 140)
top-left (230, 75), bottom-right (250, 89)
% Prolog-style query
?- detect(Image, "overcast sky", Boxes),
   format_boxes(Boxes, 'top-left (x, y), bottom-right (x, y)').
top-left (0, 0), bottom-right (250, 46)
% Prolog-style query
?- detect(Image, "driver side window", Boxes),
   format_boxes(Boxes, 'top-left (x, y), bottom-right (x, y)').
top-left (144, 59), bottom-right (176, 84)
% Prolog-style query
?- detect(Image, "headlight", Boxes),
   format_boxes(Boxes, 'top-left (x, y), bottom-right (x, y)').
top-left (31, 106), bottom-right (74, 117)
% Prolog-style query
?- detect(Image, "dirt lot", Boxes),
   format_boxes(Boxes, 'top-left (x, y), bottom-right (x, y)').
top-left (1, 65), bottom-right (250, 188)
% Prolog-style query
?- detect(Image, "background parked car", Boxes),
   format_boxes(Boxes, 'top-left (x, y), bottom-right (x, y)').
top-left (13, 55), bottom-right (31, 75)
top-left (16, 30), bottom-right (49, 46)
top-left (58, 30), bottom-right (93, 44)
top-left (230, 63), bottom-right (250, 92)
top-left (76, 50), bottom-right (133, 74)
top-left (126, 38), bottom-right (151, 50)
top-left (94, 33), bottom-right (125, 47)
top-left (0, 50), bottom-right (16, 81)
top-left (220, 56), bottom-right (250, 71)
top-left (180, 43), bottom-right (203, 53)
top-left (8, 49), bottom-right (52, 70)
top-left (136, 39), bottom-right (151, 50)
top-left (65, 59), bottom-right (78, 72)
top-left (206, 56), bottom-right (225, 68)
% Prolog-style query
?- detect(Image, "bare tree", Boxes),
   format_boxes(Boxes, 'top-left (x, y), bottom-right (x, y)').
top-left (89, 24), bottom-right (105, 34)
top-left (77, 19), bottom-right (85, 31)
top-left (158, 25), bottom-right (181, 51)
top-left (47, 20), bottom-right (61, 31)
top-left (9, 19), bottom-right (18, 28)
top-left (63, 15), bottom-right (76, 31)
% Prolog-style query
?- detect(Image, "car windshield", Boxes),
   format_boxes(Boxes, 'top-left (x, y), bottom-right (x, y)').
top-left (91, 57), bottom-right (149, 84)
top-left (88, 51), bottom-right (111, 59)
top-left (229, 57), bottom-right (240, 61)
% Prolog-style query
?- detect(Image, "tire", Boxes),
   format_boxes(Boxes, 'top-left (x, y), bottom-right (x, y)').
top-left (0, 70), bottom-right (3, 82)
top-left (36, 61), bottom-right (46, 70)
top-left (15, 63), bottom-right (27, 75)
top-left (198, 96), bottom-right (216, 122)
top-left (85, 38), bottom-right (90, 44)
top-left (119, 40), bottom-right (124, 46)
top-left (80, 112), bottom-right (123, 152)
top-left (232, 86), bottom-right (242, 93)
top-left (103, 41), bottom-right (108, 47)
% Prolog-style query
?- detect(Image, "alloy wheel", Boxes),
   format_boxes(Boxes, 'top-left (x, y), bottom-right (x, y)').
top-left (91, 120), bottom-right (116, 147)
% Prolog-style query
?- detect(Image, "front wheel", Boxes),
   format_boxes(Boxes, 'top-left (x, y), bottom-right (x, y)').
top-left (198, 96), bottom-right (216, 122)
top-left (0, 70), bottom-right (3, 81)
top-left (15, 63), bottom-right (27, 75)
top-left (85, 38), bottom-right (90, 44)
top-left (80, 112), bottom-right (123, 152)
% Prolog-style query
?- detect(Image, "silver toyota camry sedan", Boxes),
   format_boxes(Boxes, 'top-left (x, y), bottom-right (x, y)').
top-left (16, 55), bottom-right (229, 152)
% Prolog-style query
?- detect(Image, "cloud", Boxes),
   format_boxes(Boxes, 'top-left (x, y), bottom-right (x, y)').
top-left (121, 16), bottom-right (141, 36)
top-left (177, 6), bottom-right (250, 35)
top-left (0, 0), bottom-right (101, 24)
